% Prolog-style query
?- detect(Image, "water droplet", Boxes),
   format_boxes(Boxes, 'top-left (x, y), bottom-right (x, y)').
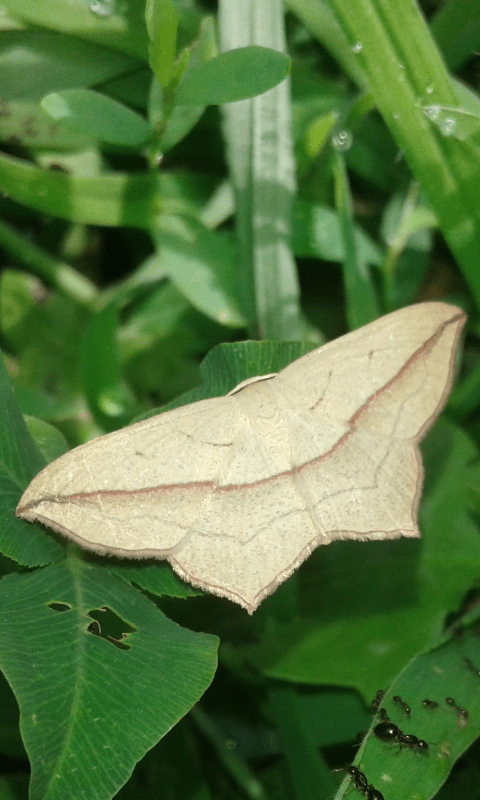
top-left (426, 85), bottom-right (434, 94)
top-left (424, 105), bottom-right (440, 120)
top-left (352, 42), bottom-right (363, 53)
top-left (441, 116), bottom-right (456, 135)
top-left (332, 130), bottom-right (353, 152)
top-left (90, 0), bottom-right (115, 17)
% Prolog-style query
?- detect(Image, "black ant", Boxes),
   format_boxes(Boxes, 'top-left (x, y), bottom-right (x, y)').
top-left (373, 720), bottom-right (399, 742)
top-left (422, 699), bottom-right (438, 709)
top-left (371, 690), bottom-right (385, 713)
top-left (347, 766), bottom-right (384, 800)
top-left (347, 766), bottom-right (368, 792)
top-left (445, 697), bottom-right (468, 727)
top-left (373, 720), bottom-right (429, 753)
top-left (393, 695), bottom-right (411, 716)
top-left (397, 733), bottom-right (429, 753)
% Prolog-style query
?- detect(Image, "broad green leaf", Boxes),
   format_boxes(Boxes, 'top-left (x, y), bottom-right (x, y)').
top-left (334, 620), bottom-right (480, 800)
top-left (0, 672), bottom-right (25, 760)
top-left (117, 279), bottom-right (191, 361)
top-left (41, 89), bottom-right (151, 147)
top-left (175, 46), bottom-right (290, 106)
top-left (0, 558), bottom-right (218, 800)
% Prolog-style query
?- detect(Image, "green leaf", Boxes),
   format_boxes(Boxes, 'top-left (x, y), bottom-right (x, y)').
top-left (145, 0), bottom-right (178, 87)
top-left (285, 0), bottom-right (368, 89)
top-left (293, 199), bottom-right (383, 267)
top-left (109, 562), bottom-right (202, 600)
top-left (1, 0), bottom-right (149, 61)
top-left (145, 338), bottom-right (315, 416)
top-left (0, 229), bottom-right (97, 306)
top-left (23, 416), bottom-right (69, 464)
top-left (431, 0), bottom-right (480, 71)
top-left (0, 152), bottom-right (219, 229)
top-left (324, 0), bottom-right (480, 310)
top-left (220, 2), bottom-right (302, 339)
top-left (41, 89), bottom-right (151, 147)
top-left (147, 16), bottom-right (216, 155)
top-left (420, 80), bottom-right (480, 145)
top-left (269, 687), bottom-right (335, 800)
top-left (80, 303), bottom-right (138, 431)
top-left (332, 150), bottom-right (380, 327)
top-left (0, 351), bottom-right (64, 566)
top-left (0, 558), bottom-right (218, 800)
top-left (334, 619), bottom-right (480, 800)
top-left (303, 109), bottom-right (339, 158)
top-left (0, 151), bottom-right (158, 227)
top-left (157, 98), bottom-right (205, 152)
top-left (152, 215), bottom-right (246, 328)
top-left (175, 46), bottom-right (290, 106)
top-left (0, 267), bottom-right (94, 435)
top-left (380, 187), bottom-right (434, 309)
top-left (0, 29), bottom-right (140, 103)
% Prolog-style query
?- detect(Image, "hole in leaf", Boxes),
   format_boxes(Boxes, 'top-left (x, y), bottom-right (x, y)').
top-left (86, 606), bottom-right (136, 651)
top-left (48, 602), bottom-right (72, 613)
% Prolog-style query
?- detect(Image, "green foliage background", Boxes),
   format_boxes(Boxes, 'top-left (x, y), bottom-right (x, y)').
top-left (1, 0), bottom-right (480, 799)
